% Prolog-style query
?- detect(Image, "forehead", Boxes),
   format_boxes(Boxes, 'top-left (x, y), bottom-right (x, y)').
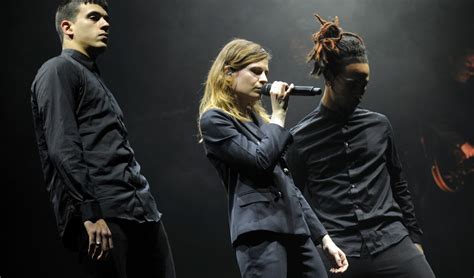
top-left (245, 59), bottom-right (269, 70)
top-left (77, 3), bottom-right (108, 16)
top-left (342, 63), bottom-right (370, 77)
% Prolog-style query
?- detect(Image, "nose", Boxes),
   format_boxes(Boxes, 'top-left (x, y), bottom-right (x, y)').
top-left (259, 72), bottom-right (268, 84)
top-left (100, 17), bottom-right (110, 31)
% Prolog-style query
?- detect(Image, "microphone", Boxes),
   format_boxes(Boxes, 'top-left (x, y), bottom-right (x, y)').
top-left (261, 82), bottom-right (322, 96)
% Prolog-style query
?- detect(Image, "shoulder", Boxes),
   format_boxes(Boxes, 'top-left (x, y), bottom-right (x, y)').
top-left (200, 108), bottom-right (236, 127)
top-left (32, 55), bottom-right (81, 97)
top-left (38, 55), bottom-right (78, 75)
top-left (33, 55), bottom-right (80, 85)
top-left (290, 107), bottom-right (321, 136)
top-left (200, 109), bottom-right (242, 143)
top-left (357, 107), bottom-right (390, 124)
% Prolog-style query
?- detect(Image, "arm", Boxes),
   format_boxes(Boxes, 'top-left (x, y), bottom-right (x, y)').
top-left (33, 59), bottom-right (111, 258)
top-left (385, 119), bottom-right (423, 245)
top-left (200, 110), bottom-right (292, 172)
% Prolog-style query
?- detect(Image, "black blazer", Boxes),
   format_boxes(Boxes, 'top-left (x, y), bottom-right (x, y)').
top-left (200, 108), bottom-right (327, 245)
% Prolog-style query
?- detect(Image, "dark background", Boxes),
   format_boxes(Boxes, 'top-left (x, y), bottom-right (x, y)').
top-left (2, 0), bottom-right (473, 277)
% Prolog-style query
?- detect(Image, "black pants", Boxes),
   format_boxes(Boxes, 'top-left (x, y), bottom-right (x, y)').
top-left (234, 232), bottom-right (327, 278)
top-left (78, 219), bottom-right (176, 278)
top-left (318, 236), bottom-right (435, 278)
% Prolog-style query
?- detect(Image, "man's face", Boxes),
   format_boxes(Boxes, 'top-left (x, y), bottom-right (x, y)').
top-left (231, 59), bottom-right (269, 105)
top-left (329, 63), bottom-right (370, 114)
top-left (68, 3), bottom-right (110, 53)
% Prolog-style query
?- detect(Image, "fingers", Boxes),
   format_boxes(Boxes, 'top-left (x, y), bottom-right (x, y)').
top-left (329, 250), bottom-right (349, 273)
top-left (270, 81), bottom-right (289, 99)
top-left (85, 220), bottom-right (113, 261)
top-left (284, 83), bottom-right (294, 97)
top-left (96, 224), bottom-right (113, 260)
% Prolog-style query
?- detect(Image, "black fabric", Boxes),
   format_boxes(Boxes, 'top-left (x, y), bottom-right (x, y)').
top-left (78, 219), bottom-right (176, 278)
top-left (235, 232), bottom-right (327, 278)
top-left (288, 103), bottom-right (422, 257)
top-left (31, 49), bottom-right (161, 248)
top-left (200, 108), bottom-right (328, 245)
top-left (318, 236), bottom-right (435, 278)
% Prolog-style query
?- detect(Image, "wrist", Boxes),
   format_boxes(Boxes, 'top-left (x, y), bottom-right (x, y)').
top-left (321, 234), bottom-right (332, 247)
top-left (270, 112), bottom-right (286, 127)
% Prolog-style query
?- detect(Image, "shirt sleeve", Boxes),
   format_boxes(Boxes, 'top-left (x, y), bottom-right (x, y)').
top-left (32, 58), bottom-right (102, 222)
top-left (385, 118), bottom-right (423, 244)
top-left (200, 109), bottom-right (292, 173)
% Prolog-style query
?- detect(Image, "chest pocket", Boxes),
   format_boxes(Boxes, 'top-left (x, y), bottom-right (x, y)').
top-left (238, 190), bottom-right (275, 207)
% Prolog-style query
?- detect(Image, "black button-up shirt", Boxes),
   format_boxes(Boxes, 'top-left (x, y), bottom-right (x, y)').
top-left (287, 103), bottom-right (422, 257)
top-left (31, 49), bottom-right (161, 246)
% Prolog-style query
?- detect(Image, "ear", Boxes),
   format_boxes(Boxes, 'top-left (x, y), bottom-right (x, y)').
top-left (60, 20), bottom-right (74, 38)
top-left (223, 65), bottom-right (233, 76)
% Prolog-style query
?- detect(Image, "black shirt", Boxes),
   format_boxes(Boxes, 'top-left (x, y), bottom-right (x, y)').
top-left (288, 103), bottom-right (422, 257)
top-left (31, 49), bottom-right (161, 245)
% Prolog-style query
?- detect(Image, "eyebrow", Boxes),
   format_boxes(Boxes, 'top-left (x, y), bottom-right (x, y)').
top-left (344, 72), bottom-right (369, 79)
top-left (249, 66), bottom-right (269, 74)
top-left (86, 11), bottom-right (110, 21)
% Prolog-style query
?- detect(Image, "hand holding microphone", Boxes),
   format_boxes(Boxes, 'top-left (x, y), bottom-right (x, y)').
top-left (269, 81), bottom-right (294, 128)
top-left (261, 82), bottom-right (322, 96)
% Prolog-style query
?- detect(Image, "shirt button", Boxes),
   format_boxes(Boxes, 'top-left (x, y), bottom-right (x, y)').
top-left (274, 191), bottom-right (282, 201)
top-left (283, 168), bottom-right (289, 175)
top-left (351, 184), bottom-right (356, 188)
top-left (354, 204), bottom-right (359, 209)
top-left (344, 142), bottom-right (349, 148)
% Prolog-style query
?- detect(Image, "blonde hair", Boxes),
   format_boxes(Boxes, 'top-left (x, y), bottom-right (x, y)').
top-left (198, 39), bottom-right (271, 137)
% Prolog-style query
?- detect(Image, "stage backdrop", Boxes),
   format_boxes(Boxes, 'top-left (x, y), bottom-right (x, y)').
top-left (3, 0), bottom-right (473, 277)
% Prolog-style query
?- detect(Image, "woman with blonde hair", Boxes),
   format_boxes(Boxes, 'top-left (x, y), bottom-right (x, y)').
top-left (198, 38), bottom-right (348, 277)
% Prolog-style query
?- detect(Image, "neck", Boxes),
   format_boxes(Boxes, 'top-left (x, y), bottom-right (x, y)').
top-left (321, 86), bottom-right (354, 116)
top-left (62, 41), bottom-right (99, 61)
top-left (321, 86), bottom-right (336, 111)
top-left (235, 96), bottom-right (254, 119)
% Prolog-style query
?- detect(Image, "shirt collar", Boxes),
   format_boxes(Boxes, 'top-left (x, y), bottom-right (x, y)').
top-left (61, 49), bottom-right (101, 74)
top-left (317, 102), bottom-right (357, 121)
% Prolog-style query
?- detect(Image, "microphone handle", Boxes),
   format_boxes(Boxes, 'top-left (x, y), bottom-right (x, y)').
top-left (261, 83), bottom-right (321, 96)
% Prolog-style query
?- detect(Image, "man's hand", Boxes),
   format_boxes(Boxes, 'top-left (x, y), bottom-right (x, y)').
top-left (460, 142), bottom-right (474, 159)
top-left (321, 234), bottom-right (349, 274)
top-left (84, 219), bottom-right (113, 260)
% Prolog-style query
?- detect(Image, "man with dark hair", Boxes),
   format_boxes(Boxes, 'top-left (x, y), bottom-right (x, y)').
top-left (287, 15), bottom-right (435, 277)
top-left (31, 1), bottom-right (175, 277)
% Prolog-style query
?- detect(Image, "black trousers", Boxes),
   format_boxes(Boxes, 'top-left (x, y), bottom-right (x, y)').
top-left (234, 231), bottom-right (328, 278)
top-left (78, 219), bottom-right (176, 278)
top-left (318, 236), bottom-right (435, 278)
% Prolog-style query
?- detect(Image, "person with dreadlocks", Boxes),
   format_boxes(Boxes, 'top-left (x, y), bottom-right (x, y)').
top-left (198, 38), bottom-right (348, 277)
top-left (287, 15), bottom-right (435, 277)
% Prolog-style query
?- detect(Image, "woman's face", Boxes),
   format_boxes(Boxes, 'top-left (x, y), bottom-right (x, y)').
top-left (231, 59), bottom-right (269, 106)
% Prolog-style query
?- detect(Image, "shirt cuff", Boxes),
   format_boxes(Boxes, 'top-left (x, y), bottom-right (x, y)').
top-left (80, 200), bottom-right (103, 222)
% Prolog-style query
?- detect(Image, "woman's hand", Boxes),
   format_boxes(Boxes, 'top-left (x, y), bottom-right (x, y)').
top-left (321, 234), bottom-right (349, 273)
top-left (269, 81), bottom-right (294, 127)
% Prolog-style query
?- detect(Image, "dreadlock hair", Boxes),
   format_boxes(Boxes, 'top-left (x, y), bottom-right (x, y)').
top-left (307, 14), bottom-right (368, 81)
top-left (55, 0), bottom-right (109, 43)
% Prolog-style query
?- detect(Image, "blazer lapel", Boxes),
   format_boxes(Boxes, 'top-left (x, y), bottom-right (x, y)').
top-left (241, 112), bottom-right (265, 142)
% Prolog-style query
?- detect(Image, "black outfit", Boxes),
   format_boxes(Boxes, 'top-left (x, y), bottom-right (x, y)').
top-left (200, 108), bottom-right (328, 278)
top-left (288, 103), bottom-right (434, 277)
top-left (31, 49), bottom-right (175, 277)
